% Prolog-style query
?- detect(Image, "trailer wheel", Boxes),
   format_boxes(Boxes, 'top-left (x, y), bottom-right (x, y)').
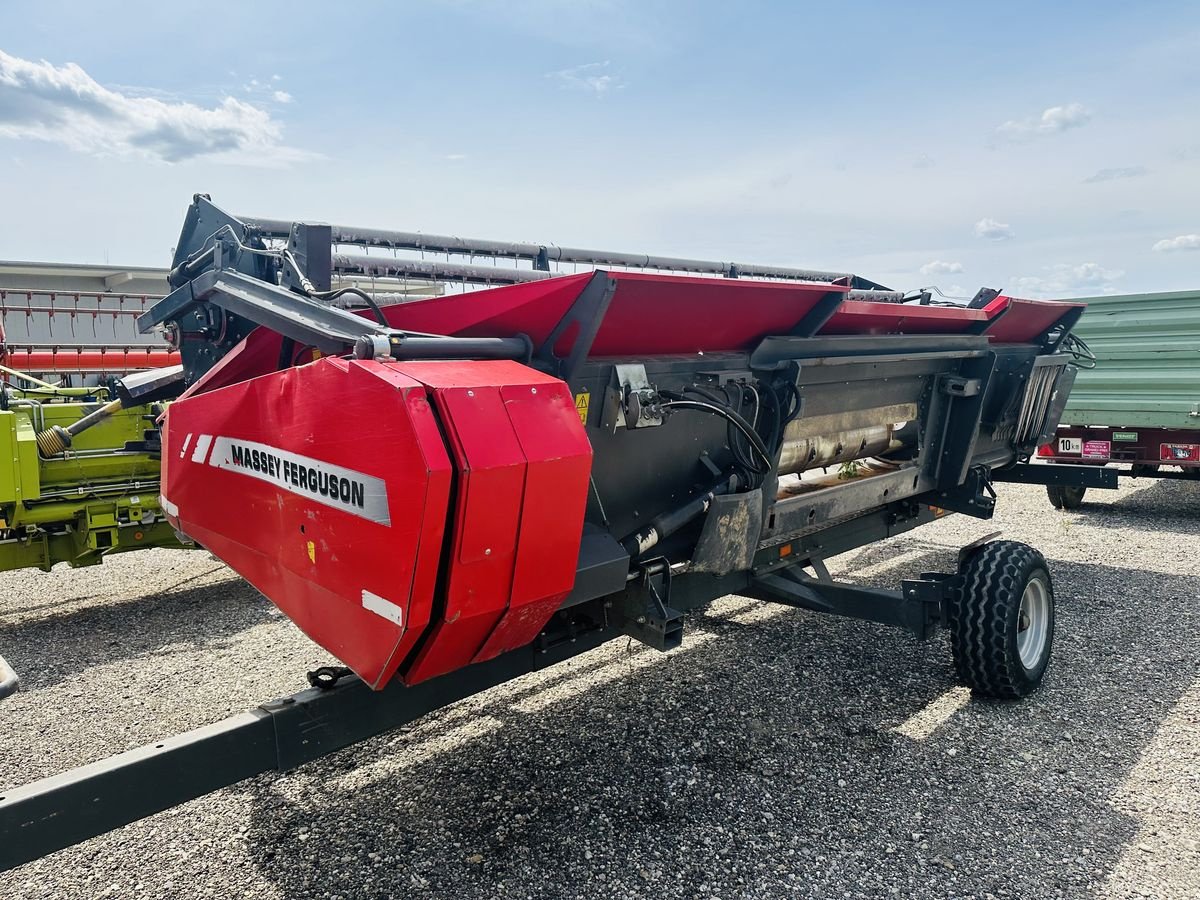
top-left (1046, 484), bottom-right (1086, 509)
top-left (950, 541), bottom-right (1054, 699)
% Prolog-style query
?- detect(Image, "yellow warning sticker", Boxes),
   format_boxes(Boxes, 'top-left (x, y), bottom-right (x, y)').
top-left (574, 390), bottom-right (590, 426)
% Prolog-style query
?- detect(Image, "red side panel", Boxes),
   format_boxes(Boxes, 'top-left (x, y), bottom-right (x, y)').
top-left (160, 358), bottom-right (453, 688)
top-left (402, 382), bottom-right (528, 683)
top-left (589, 273), bottom-right (846, 355)
top-left (165, 356), bottom-right (591, 690)
top-left (396, 360), bottom-right (592, 683)
top-left (474, 380), bottom-right (593, 660)
top-left (387, 271), bottom-right (848, 356)
top-left (982, 296), bottom-right (1087, 343)
top-left (818, 301), bottom-right (989, 335)
top-left (383, 274), bottom-right (592, 346)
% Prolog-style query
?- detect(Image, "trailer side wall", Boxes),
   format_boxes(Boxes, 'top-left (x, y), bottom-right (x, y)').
top-left (1062, 289), bottom-right (1200, 430)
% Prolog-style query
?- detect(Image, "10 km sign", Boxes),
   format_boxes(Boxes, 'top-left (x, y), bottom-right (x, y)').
top-left (1057, 437), bottom-right (1110, 459)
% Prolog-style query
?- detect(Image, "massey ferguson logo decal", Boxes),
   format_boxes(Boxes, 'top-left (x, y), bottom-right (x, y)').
top-left (196, 435), bottom-right (391, 525)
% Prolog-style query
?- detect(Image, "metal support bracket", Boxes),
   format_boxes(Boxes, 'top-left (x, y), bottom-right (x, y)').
top-left (991, 462), bottom-right (1119, 489)
top-left (932, 464), bottom-right (997, 517)
top-left (748, 564), bottom-right (949, 640)
top-left (534, 271), bottom-right (618, 382)
top-left (622, 559), bottom-right (683, 651)
top-left (601, 363), bottom-right (663, 432)
top-left (283, 222), bottom-right (332, 293)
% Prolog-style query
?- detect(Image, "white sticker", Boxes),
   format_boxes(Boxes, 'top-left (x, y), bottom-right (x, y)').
top-left (1058, 437), bottom-right (1082, 454)
top-left (204, 436), bottom-right (391, 525)
top-left (362, 589), bottom-right (404, 626)
top-left (191, 433), bottom-right (213, 463)
top-left (160, 494), bottom-right (179, 517)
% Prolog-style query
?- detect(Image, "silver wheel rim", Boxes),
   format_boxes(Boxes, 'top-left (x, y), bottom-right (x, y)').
top-left (1016, 575), bottom-right (1050, 670)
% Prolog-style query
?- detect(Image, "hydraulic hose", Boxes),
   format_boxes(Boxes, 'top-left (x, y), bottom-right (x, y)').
top-left (620, 476), bottom-right (737, 558)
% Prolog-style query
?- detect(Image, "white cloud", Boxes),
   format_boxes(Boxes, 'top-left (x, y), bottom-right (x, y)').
top-left (995, 103), bottom-right (1091, 142)
top-left (920, 260), bottom-right (963, 275)
top-left (0, 50), bottom-right (305, 164)
top-left (974, 217), bottom-right (1014, 241)
top-left (548, 61), bottom-right (623, 97)
top-left (272, 90), bottom-right (293, 104)
top-left (1152, 234), bottom-right (1200, 252)
top-left (1008, 262), bottom-right (1124, 299)
top-left (445, 153), bottom-right (468, 160)
top-left (1084, 166), bottom-right (1147, 184)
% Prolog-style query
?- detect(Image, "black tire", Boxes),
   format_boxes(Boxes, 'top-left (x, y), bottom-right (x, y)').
top-left (950, 541), bottom-right (1055, 699)
top-left (1046, 484), bottom-right (1086, 509)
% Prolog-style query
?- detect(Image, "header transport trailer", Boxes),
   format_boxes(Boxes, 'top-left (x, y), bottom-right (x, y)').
top-left (1031, 289), bottom-right (1200, 508)
top-left (0, 196), bottom-right (1087, 869)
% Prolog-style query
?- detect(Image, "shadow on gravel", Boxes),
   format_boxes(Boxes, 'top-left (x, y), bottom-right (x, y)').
top-left (1066, 478), bottom-right (1200, 534)
top-left (0, 574), bottom-right (269, 692)
top-left (237, 545), bottom-right (1200, 899)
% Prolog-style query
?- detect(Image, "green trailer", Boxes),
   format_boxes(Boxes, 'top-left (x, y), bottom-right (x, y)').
top-left (1034, 289), bottom-right (1200, 507)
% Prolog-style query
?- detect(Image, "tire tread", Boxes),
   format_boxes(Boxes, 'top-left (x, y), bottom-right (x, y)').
top-left (950, 541), bottom-right (1051, 700)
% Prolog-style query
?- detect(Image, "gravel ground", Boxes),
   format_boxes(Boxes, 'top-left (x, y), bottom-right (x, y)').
top-left (1, 479), bottom-right (1198, 899)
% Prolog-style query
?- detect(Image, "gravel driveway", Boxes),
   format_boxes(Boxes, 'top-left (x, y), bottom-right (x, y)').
top-left (1, 479), bottom-right (1197, 899)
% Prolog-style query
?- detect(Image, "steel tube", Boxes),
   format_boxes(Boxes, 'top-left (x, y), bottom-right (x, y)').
top-left (332, 254), bottom-right (551, 285)
top-left (0, 350), bottom-right (179, 373)
top-left (329, 255), bottom-right (908, 295)
top-left (389, 335), bottom-right (532, 361)
top-left (776, 425), bottom-right (903, 475)
top-left (244, 216), bottom-right (853, 283)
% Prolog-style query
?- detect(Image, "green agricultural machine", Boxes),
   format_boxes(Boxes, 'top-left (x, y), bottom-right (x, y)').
top-left (0, 369), bottom-right (183, 574)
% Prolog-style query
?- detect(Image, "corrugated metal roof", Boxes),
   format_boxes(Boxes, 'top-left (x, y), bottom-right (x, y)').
top-left (1062, 289), bottom-right (1200, 430)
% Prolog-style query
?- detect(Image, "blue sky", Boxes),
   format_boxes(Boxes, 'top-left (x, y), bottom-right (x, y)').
top-left (0, 0), bottom-right (1197, 297)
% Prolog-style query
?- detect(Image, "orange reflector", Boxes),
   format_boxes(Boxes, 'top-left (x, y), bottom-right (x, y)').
top-left (779, 543), bottom-right (793, 557)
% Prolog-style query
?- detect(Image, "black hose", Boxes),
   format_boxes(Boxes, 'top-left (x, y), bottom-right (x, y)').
top-left (313, 286), bottom-right (389, 326)
top-left (692, 385), bottom-right (755, 478)
top-left (660, 398), bottom-right (774, 471)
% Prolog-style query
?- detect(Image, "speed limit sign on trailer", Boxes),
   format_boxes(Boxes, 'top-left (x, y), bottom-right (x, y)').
top-left (1058, 437), bottom-right (1082, 454)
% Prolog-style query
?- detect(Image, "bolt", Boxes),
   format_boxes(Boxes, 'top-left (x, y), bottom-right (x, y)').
top-left (531, 387), bottom-right (538, 394)
top-left (467, 390), bottom-right (474, 397)
top-left (484, 548), bottom-right (492, 556)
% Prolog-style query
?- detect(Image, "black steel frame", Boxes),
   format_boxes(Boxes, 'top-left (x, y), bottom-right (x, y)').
top-left (992, 462), bottom-right (1120, 488)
